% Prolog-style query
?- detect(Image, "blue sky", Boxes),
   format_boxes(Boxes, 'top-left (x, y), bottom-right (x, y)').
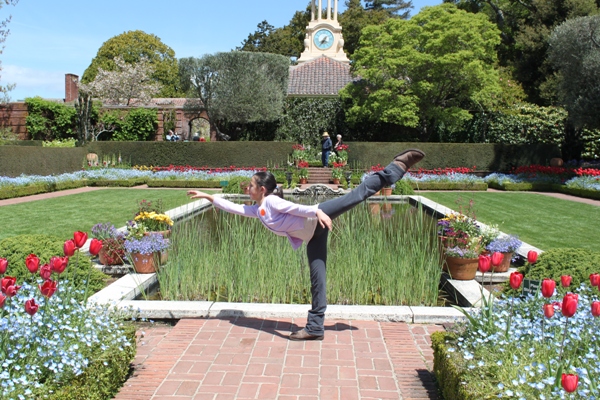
top-left (1, 0), bottom-right (441, 101)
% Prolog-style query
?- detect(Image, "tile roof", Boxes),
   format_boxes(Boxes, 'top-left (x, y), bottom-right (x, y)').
top-left (287, 55), bottom-right (353, 97)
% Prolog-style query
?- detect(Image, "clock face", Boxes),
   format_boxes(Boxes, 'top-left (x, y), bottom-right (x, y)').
top-left (314, 29), bottom-right (334, 50)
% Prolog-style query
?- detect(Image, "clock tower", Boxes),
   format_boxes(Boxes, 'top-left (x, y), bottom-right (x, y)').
top-left (297, 0), bottom-right (349, 64)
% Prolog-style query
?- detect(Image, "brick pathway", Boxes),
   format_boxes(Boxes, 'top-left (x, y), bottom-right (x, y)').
top-left (115, 318), bottom-right (445, 400)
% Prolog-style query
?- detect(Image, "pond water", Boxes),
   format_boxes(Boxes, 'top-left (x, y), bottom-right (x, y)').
top-left (145, 196), bottom-right (445, 306)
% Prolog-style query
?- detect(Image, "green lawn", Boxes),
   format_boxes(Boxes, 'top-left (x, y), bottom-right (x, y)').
top-left (422, 192), bottom-right (600, 251)
top-left (0, 188), bottom-right (219, 241)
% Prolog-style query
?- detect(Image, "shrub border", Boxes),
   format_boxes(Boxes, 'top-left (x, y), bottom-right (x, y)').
top-left (146, 179), bottom-right (222, 188)
top-left (410, 182), bottom-right (488, 191)
top-left (432, 330), bottom-right (479, 400)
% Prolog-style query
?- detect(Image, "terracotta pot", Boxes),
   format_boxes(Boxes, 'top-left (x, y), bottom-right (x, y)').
top-left (492, 251), bottom-right (513, 273)
top-left (381, 187), bottom-right (393, 196)
top-left (299, 178), bottom-right (308, 184)
top-left (332, 178), bottom-right (340, 184)
top-left (444, 256), bottom-right (479, 280)
top-left (98, 247), bottom-right (124, 266)
top-left (131, 252), bottom-right (157, 274)
top-left (369, 203), bottom-right (380, 215)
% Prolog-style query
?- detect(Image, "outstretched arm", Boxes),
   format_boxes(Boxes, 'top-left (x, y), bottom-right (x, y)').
top-left (316, 209), bottom-right (332, 230)
top-left (187, 190), bottom-right (214, 203)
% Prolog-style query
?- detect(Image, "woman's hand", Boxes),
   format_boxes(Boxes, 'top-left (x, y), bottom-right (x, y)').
top-left (316, 209), bottom-right (332, 230)
top-left (187, 190), bottom-right (214, 203)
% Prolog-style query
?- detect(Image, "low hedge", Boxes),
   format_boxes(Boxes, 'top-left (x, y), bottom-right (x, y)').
top-left (0, 183), bottom-right (47, 199)
top-left (559, 186), bottom-right (600, 200)
top-left (147, 179), bottom-right (222, 188)
top-left (88, 178), bottom-right (147, 187)
top-left (410, 182), bottom-right (488, 191)
top-left (486, 181), bottom-right (557, 191)
top-left (432, 330), bottom-right (478, 400)
top-left (45, 323), bottom-right (137, 400)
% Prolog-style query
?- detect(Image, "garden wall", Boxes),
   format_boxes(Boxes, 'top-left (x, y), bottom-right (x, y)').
top-left (0, 142), bottom-right (560, 177)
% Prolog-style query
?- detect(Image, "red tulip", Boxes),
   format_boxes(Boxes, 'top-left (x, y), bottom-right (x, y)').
top-left (509, 271), bottom-right (524, 290)
top-left (25, 254), bottom-right (40, 274)
top-left (478, 254), bottom-right (491, 273)
top-left (527, 250), bottom-right (538, 264)
top-left (39, 280), bottom-right (58, 298)
top-left (50, 256), bottom-right (68, 274)
top-left (39, 264), bottom-right (52, 281)
top-left (590, 273), bottom-right (600, 287)
top-left (543, 303), bottom-right (554, 318)
top-left (491, 252), bottom-right (504, 267)
top-left (561, 373), bottom-right (578, 393)
top-left (561, 275), bottom-right (572, 287)
top-left (562, 293), bottom-right (578, 318)
top-left (89, 238), bottom-right (103, 256)
top-left (0, 257), bottom-right (7, 274)
top-left (73, 231), bottom-right (88, 249)
top-left (592, 301), bottom-right (600, 317)
top-left (24, 298), bottom-right (38, 316)
top-left (0, 293), bottom-right (5, 308)
top-left (63, 239), bottom-right (76, 257)
top-left (541, 279), bottom-right (556, 298)
top-left (1, 276), bottom-right (20, 297)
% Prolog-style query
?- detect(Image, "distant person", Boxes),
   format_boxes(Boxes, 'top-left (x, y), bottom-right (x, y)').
top-left (166, 130), bottom-right (173, 141)
top-left (333, 134), bottom-right (344, 154)
top-left (321, 132), bottom-right (332, 168)
top-left (192, 132), bottom-right (200, 142)
top-left (172, 132), bottom-right (180, 142)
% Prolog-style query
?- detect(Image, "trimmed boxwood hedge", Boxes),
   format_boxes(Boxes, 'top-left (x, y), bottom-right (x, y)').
top-left (87, 178), bottom-right (147, 187)
top-left (410, 182), bottom-right (488, 191)
top-left (432, 330), bottom-right (479, 400)
top-left (44, 324), bottom-right (137, 400)
top-left (146, 179), bottom-right (221, 188)
top-left (559, 186), bottom-right (600, 200)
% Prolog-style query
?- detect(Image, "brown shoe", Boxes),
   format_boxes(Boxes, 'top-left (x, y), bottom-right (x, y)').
top-left (289, 329), bottom-right (324, 341)
top-left (393, 149), bottom-right (425, 172)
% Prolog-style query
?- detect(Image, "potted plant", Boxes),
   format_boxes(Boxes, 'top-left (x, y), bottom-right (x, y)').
top-left (485, 234), bottom-right (522, 272)
top-left (335, 144), bottom-right (349, 165)
top-left (91, 223), bottom-right (126, 266)
top-left (297, 160), bottom-right (309, 184)
top-left (437, 211), bottom-right (484, 278)
top-left (123, 233), bottom-right (170, 274)
top-left (443, 244), bottom-right (483, 280)
top-left (134, 199), bottom-right (174, 237)
top-left (292, 144), bottom-right (308, 165)
top-left (331, 162), bottom-right (344, 184)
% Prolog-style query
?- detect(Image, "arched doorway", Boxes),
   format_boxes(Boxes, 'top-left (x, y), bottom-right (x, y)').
top-left (189, 117), bottom-right (211, 141)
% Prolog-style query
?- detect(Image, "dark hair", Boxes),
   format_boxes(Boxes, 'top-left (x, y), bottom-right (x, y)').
top-left (253, 171), bottom-right (284, 198)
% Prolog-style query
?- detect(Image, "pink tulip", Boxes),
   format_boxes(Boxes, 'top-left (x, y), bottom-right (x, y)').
top-left (25, 298), bottom-right (39, 316)
top-left (592, 301), bottom-right (600, 317)
top-left (73, 231), bottom-right (88, 249)
top-left (25, 254), bottom-right (40, 274)
top-left (561, 373), bottom-right (578, 393)
top-left (562, 293), bottom-right (578, 318)
top-left (478, 255), bottom-right (491, 273)
top-left (0, 257), bottom-right (7, 274)
top-left (543, 303), bottom-right (554, 318)
top-left (63, 239), bottom-right (76, 257)
top-left (50, 256), bottom-right (68, 274)
top-left (39, 264), bottom-right (52, 281)
top-left (1, 276), bottom-right (20, 297)
top-left (527, 250), bottom-right (538, 264)
top-left (541, 279), bottom-right (556, 298)
top-left (491, 252), bottom-right (504, 267)
top-left (509, 272), bottom-right (523, 290)
top-left (560, 275), bottom-right (572, 287)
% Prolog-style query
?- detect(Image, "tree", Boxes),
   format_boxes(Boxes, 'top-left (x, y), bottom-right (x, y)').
top-left (82, 30), bottom-right (179, 97)
top-left (341, 3), bottom-right (502, 141)
top-left (179, 52), bottom-right (290, 141)
top-left (365, 0), bottom-right (413, 18)
top-left (338, 0), bottom-right (393, 56)
top-left (79, 56), bottom-right (162, 106)
top-left (0, 0), bottom-right (18, 103)
top-left (549, 15), bottom-right (600, 130)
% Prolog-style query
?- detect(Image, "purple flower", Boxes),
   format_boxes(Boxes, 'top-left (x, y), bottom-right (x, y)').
top-left (124, 233), bottom-right (169, 255)
top-left (486, 235), bottom-right (522, 253)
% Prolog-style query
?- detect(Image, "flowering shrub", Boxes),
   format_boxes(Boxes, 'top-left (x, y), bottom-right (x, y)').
top-left (445, 279), bottom-right (600, 398)
top-left (0, 237), bottom-right (134, 398)
top-left (291, 144), bottom-right (308, 162)
top-left (486, 234), bottom-right (522, 253)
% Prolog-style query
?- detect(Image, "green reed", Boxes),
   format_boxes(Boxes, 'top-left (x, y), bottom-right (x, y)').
top-left (157, 199), bottom-right (442, 306)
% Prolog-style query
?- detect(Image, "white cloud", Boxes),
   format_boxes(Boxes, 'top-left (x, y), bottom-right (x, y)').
top-left (1, 65), bottom-right (66, 100)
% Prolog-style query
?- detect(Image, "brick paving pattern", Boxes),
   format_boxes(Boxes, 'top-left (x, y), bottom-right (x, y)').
top-left (115, 318), bottom-right (444, 400)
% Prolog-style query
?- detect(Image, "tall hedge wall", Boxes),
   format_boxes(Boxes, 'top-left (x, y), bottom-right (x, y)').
top-left (0, 142), bottom-right (560, 177)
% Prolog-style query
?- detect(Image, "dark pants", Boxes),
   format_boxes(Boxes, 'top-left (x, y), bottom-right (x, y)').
top-left (322, 150), bottom-right (330, 167)
top-left (303, 162), bottom-right (405, 335)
